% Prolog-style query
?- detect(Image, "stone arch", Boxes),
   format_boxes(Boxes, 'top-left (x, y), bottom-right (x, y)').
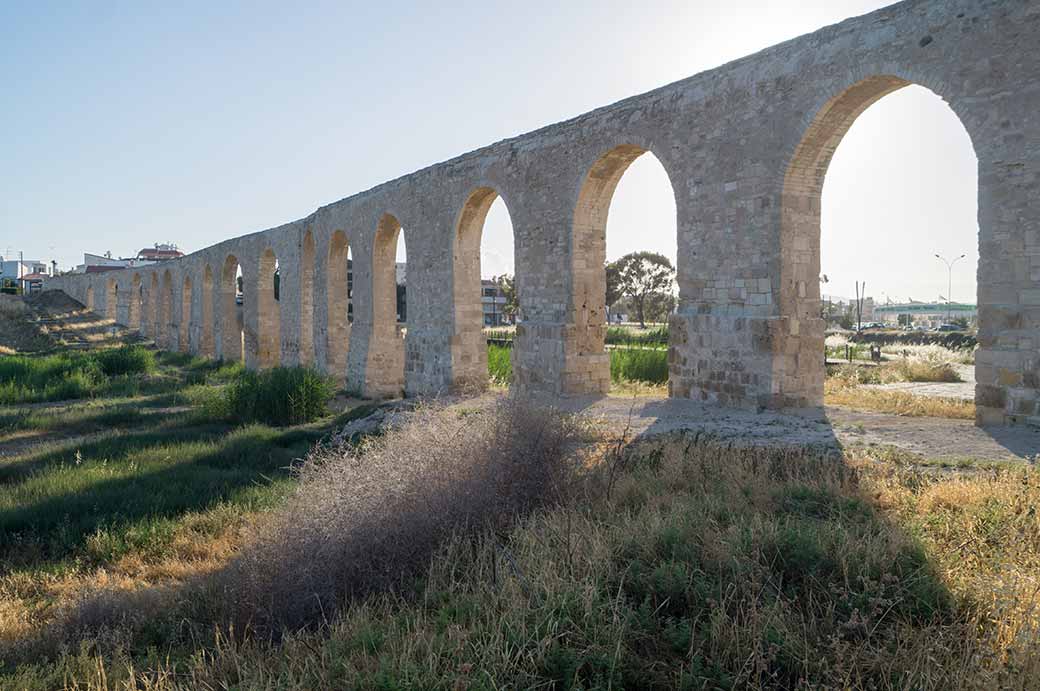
top-left (129, 273), bottom-right (142, 330)
top-left (779, 74), bottom-right (980, 409)
top-left (180, 273), bottom-right (193, 353)
top-left (451, 186), bottom-right (516, 390)
top-left (326, 230), bottom-right (351, 381)
top-left (257, 247), bottom-right (281, 368)
top-left (105, 278), bottom-right (118, 321)
top-left (299, 230), bottom-right (316, 366)
top-left (220, 255), bottom-right (244, 362)
top-left (159, 270), bottom-right (174, 349)
top-left (568, 144), bottom-right (679, 394)
top-left (201, 265), bottom-right (215, 357)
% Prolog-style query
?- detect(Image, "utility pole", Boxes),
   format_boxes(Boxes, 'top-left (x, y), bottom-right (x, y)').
top-left (855, 281), bottom-right (866, 331)
top-left (935, 253), bottom-right (966, 324)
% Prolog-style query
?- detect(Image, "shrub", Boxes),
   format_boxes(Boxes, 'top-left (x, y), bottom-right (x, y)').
top-left (0, 352), bottom-right (103, 403)
top-left (225, 366), bottom-right (334, 426)
top-left (94, 345), bottom-right (156, 376)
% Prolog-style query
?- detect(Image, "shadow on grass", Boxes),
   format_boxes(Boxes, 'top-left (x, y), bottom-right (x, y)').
top-left (0, 420), bottom-right (335, 572)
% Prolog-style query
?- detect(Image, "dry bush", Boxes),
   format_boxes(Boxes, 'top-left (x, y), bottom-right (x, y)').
top-left (211, 397), bottom-right (584, 636)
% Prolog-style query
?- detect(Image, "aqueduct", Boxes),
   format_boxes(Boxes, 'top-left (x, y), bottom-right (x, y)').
top-left (46, 0), bottom-right (1040, 426)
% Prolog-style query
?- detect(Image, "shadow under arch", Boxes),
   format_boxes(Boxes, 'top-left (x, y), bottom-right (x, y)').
top-left (568, 143), bottom-right (680, 395)
top-left (451, 186), bottom-right (516, 391)
top-left (779, 74), bottom-right (980, 412)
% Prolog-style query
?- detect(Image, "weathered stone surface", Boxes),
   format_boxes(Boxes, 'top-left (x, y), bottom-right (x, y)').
top-left (46, 0), bottom-right (1040, 426)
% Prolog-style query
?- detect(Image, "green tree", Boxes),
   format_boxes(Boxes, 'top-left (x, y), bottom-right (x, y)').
top-left (605, 262), bottom-right (623, 321)
top-left (495, 274), bottom-right (519, 318)
top-left (612, 252), bottom-right (676, 328)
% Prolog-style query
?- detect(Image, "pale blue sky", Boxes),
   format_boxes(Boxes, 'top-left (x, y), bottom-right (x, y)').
top-left (1, 1), bottom-right (978, 304)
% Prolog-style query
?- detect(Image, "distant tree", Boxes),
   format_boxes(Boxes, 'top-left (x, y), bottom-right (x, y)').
top-left (605, 262), bottom-right (623, 319)
top-left (644, 291), bottom-right (676, 323)
top-left (495, 274), bottom-right (519, 318)
top-left (613, 252), bottom-right (676, 328)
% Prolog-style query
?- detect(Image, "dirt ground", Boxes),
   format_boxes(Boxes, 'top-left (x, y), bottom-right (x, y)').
top-left (569, 395), bottom-right (1039, 463)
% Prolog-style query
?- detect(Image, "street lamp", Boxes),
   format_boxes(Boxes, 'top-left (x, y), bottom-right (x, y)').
top-left (934, 253), bottom-right (966, 324)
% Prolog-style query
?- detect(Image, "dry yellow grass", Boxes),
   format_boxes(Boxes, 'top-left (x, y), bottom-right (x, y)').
top-left (826, 379), bottom-right (975, 419)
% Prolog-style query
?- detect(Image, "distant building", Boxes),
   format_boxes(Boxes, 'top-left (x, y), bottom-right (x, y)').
top-left (17, 272), bottom-right (48, 294)
top-left (137, 243), bottom-right (184, 262)
top-left (874, 301), bottom-right (977, 327)
top-left (0, 257), bottom-right (48, 282)
top-left (481, 279), bottom-right (512, 326)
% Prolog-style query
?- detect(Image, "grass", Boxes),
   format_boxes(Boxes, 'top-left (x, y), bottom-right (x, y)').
top-left (3, 419), bottom-right (1036, 689)
top-left (488, 343), bottom-right (669, 386)
top-left (0, 345), bottom-right (156, 405)
top-left (609, 346), bottom-right (668, 384)
top-left (605, 324), bottom-right (669, 345)
top-left (487, 342), bottom-right (512, 385)
top-left (825, 378), bottom-right (976, 419)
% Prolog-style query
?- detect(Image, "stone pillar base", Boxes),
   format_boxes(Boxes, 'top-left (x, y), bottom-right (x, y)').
top-left (668, 312), bottom-right (823, 410)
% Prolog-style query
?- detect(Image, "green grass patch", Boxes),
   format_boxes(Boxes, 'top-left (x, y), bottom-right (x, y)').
top-left (223, 366), bottom-right (335, 426)
top-left (487, 343), bottom-right (512, 385)
top-left (605, 325), bottom-right (669, 346)
top-left (0, 346), bottom-right (156, 405)
top-left (610, 346), bottom-right (668, 384)
top-left (0, 423), bottom-right (321, 570)
top-left (486, 343), bottom-right (669, 385)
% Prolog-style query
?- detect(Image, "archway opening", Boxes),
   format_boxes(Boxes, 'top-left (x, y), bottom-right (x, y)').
top-left (258, 249), bottom-right (281, 368)
top-left (221, 256), bottom-right (244, 362)
top-left (326, 230), bottom-right (351, 381)
top-left (180, 274), bottom-right (193, 353)
top-left (571, 145), bottom-right (678, 395)
top-left (201, 265), bottom-right (215, 358)
top-left (782, 76), bottom-right (979, 414)
top-left (452, 187), bottom-right (516, 389)
top-left (300, 230), bottom-right (315, 366)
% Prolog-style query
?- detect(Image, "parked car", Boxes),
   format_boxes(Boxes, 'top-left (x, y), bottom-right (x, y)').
top-left (935, 323), bottom-right (961, 332)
